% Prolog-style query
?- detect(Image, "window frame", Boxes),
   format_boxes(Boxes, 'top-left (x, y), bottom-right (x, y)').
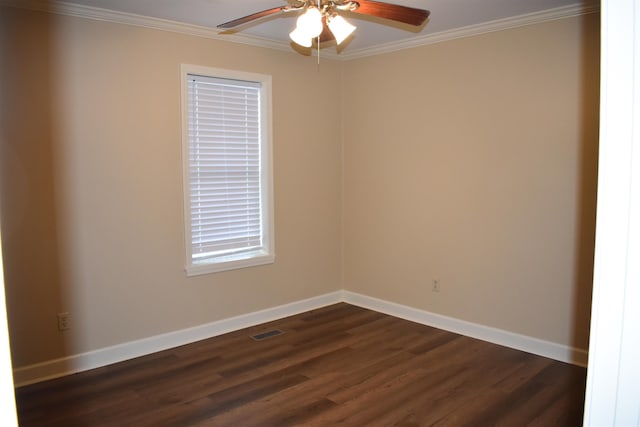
top-left (180, 64), bottom-right (274, 276)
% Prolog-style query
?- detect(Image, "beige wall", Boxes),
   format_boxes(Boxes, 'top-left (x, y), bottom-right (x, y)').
top-left (0, 7), bottom-right (343, 367)
top-left (0, 5), bottom-right (599, 369)
top-left (342, 14), bottom-right (600, 350)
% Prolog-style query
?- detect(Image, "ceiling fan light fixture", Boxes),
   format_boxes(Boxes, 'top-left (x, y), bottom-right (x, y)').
top-left (218, 1), bottom-right (430, 54)
top-left (327, 14), bottom-right (356, 45)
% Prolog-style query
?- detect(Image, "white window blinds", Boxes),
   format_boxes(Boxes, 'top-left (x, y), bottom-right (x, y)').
top-left (187, 74), bottom-right (264, 263)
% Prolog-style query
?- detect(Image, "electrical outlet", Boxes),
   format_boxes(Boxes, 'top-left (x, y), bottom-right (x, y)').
top-left (432, 279), bottom-right (441, 293)
top-left (57, 312), bottom-right (70, 331)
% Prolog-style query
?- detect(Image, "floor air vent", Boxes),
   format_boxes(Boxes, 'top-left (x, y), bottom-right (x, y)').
top-left (251, 329), bottom-right (284, 341)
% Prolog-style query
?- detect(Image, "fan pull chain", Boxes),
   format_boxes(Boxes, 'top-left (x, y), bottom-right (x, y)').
top-left (317, 0), bottom-right (321, 66)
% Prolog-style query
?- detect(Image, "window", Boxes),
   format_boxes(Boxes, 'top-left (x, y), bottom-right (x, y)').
top-left (181, 65), bottom-right (274, 276)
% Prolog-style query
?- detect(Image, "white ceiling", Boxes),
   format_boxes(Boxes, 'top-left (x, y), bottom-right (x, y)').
top-left (20, 0), bottom-right (596, 56)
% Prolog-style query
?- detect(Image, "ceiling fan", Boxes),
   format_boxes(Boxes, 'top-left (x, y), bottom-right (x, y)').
top-left (217, 0), bottom-right (430, 49)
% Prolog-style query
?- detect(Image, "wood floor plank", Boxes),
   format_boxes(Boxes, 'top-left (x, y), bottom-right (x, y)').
top-left (15, 303), bottom-right (586, 426)
top-left (202, 372), bottom-right (343, 426)
top-left (368, 345), bottom-right (536, 426)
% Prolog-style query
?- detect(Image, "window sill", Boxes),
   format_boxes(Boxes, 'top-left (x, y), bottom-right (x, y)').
top-left (185, 253), bottom-right (275, 276)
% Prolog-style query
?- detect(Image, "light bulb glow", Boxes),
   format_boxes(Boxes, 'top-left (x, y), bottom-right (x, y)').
top-left (297, 7), bottom-right (323, 38)
top-left (327, 15), bottom-right (356, 45)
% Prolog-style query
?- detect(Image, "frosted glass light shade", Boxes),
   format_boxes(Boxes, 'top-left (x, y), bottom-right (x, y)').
top-left (297, 7), bottom-right (323, 38)
top-left (328, 15), bottom-right (356, 45)
top-left (289, 7), bottom-right (323, 47)
top-left (289, 28), bottom-right (312, 47)
top-left (296, 7), bottom-right (322, 38)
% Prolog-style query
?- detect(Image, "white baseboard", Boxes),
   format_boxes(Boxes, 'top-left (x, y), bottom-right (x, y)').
top-left (12, 291), bottom-right (343, 387)
top-left (13, 289), bottom-right (588, 386)
top-left (342, 291), bottom-right (588, 367)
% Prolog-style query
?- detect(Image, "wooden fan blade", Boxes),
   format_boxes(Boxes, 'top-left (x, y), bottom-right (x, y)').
top-left (352, 0), bottom-right (430, 26)
top-left (217, 6), bottom-right (286, 29)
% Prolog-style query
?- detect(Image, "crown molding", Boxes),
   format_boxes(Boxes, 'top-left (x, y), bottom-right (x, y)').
top-left (0, 0), bottom-right (297, 54)
top-left (1, 0), bottom-right (598, 61)
top-left (341, 2), bottom-right (600, 60)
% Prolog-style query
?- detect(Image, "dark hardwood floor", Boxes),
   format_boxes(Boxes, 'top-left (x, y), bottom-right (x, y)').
top-left (15, 303), bottom-right (587, 426)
